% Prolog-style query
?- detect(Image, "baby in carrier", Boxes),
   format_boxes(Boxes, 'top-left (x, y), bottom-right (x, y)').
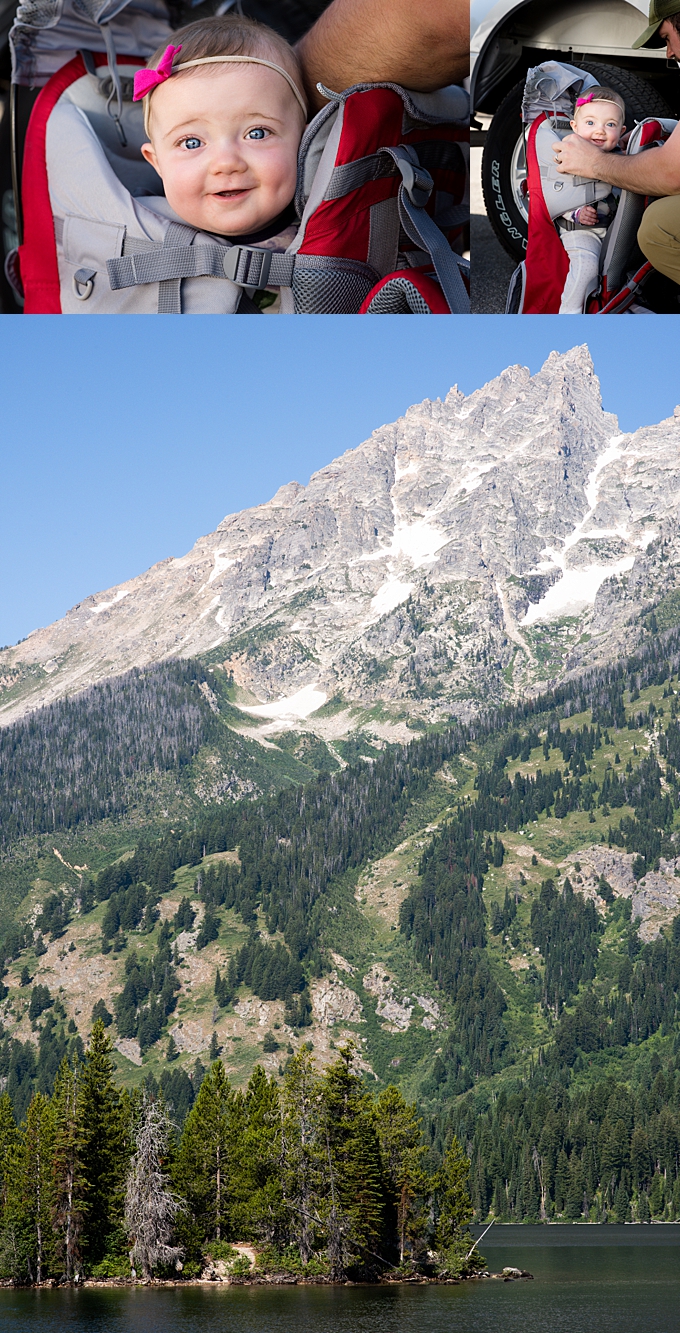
top-left (556, 86), bottom-right (625, 313)
top-left (133, 14), bottom-right (307, 307)
top-left (22, 2), bottom-right (465, 313)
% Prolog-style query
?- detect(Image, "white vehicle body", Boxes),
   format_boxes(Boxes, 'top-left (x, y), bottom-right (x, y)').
top-left (472, 0), bottom-right (667, 112)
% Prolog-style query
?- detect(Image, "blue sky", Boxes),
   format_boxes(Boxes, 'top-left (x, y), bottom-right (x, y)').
top-left (1, 316), bottom-right (680, 647)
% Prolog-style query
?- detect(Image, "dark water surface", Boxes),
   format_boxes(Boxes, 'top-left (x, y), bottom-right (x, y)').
top-left (1, 1229), bottom-right (680, 1333)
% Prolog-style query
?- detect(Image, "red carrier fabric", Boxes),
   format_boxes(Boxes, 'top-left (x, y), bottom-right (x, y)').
top-left (521, 112), bottom-right (569, 315)
top-left (20, 54), bottom-right (84, 314)
top-left (298, 87), bottom-right (465, 261)
top-left (19, 51), bottom-right (145, 314)
top-left (289, 81), bottom-right (469, 313)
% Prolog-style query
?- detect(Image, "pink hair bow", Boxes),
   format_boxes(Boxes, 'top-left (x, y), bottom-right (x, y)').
top-left (133, 44), bottom-right (182, 101)
top-left (576, 92), bottom-right (595, 107)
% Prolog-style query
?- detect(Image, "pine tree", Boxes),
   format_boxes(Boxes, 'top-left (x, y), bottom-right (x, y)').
top-left (237, 1066), bottom-right (283, 1243)
top-left (565, 1154), bottom-right (585, 1220)
top-left (318, 1046), bottom-right (383, 1277)
top-left (51, 1058), bottom-right (86, 1280)
top-left (174, 1061), bottom-right (238, 1242)
top-left (0, 1092), bottom-right (18, 1214)
top-left (6, 1093), bottom-right (55, 1283)
top-left (79, 1019), bottom-right (128, 1265)
top-left (125, 1096), bottom-right (184, 1280)
top-left (373, 1086), bottom-right (428, 1264)
top-left (554, 1148), bottom-right (570, 1213)
top-left (214, 969), bottom-right (231, 1009)
top-left (614, 1181), bottom-right (631, 1224)
top-left (281, 1051), bottom-right (324, 1263)
top-left (434, 1136), bottom-right (476, 1275)
top-left (649, 1170), bottom-right (665, 1218)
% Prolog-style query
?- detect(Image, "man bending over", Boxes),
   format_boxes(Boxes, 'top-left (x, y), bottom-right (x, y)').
top-left (554, 1), bottom-right (680, 285)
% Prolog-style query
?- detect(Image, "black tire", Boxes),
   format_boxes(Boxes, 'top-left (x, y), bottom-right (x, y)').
top-left (481, 61), bottom-right (674, 263)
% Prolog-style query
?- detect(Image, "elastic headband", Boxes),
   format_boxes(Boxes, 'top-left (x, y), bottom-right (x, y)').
top-left (134, 44), bottom-right (307, 135)
top-left (575, 91), bottom-right (623, 112)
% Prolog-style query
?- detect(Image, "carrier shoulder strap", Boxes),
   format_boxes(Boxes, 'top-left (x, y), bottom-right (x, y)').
top-left (382, 145), bottom-right (469, 314)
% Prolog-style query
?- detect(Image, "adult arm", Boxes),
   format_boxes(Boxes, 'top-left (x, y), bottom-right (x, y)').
top-left (556, 125), bottom-right (680, 196)
top-left (296, 0), bottom-right (469, 113)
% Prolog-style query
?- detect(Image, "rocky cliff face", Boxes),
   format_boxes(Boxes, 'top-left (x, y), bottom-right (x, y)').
top-left (3, 345), bottom-right (680, 740)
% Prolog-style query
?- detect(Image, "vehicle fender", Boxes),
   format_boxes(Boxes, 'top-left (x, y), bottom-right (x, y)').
top-left (472, 0), bottom-right (653, 113)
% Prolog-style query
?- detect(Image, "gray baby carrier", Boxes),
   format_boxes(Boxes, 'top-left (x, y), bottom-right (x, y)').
top-left (505, 60), bottom-right (678, 314)
top-left (5, 0), bottom-right (469, 314)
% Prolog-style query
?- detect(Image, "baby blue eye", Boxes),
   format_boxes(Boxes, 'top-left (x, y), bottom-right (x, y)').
top-left (184, 137), bottom-right (201, 150)
top-left (246, 128), bottom-right (267, 140)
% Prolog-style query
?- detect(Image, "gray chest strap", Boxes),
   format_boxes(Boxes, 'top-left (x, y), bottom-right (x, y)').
top-left (107, 231), bottom-right (295, 311)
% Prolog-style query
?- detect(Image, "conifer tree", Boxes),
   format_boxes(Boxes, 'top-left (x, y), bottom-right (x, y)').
top-left (373, 1086), bottom-right (428, 1264)
top-left (174, 1061), bottom-right (238, 1242)
top-left (434, 1136), bottom-right (477, 1275)
top-left (51, 1058), bottom-right (85, 1280)
top-left (0, 1092), bottom-right (18, 1214)
top-left (281, 1051), bottom-right (324, 1263)
top-left (6, 1093), bottom-right (55, 1283)
top-left (79, 1019), bottom-right (128, 1264)
top-left (238, 1066), bottom-right (283, 1242)
top-left (318, 1046), bottom-right (383, 1277)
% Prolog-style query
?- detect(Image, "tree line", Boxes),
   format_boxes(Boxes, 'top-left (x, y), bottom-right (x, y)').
top-left (450, 1055), bottom-right (680, 1225)
top-left (0, 1021), bottom-right (477, 1284)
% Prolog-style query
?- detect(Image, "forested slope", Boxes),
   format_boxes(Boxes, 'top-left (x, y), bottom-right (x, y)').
top-left (3, 623), bottom-right (680, 1234)
top-left (0, 659), bottom-right (318, 847)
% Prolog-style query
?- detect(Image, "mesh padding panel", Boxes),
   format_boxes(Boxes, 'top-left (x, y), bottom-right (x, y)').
top-left (13, 0), bottom-right (60, 27)
top-left (291, 254), bottom-right (377, 313)
top-left (366, 277), bottom-right (431, 313)
top-left (293, 266), bottom-right (374, 313)
top-left (600, 196), bottom-right (646, 294)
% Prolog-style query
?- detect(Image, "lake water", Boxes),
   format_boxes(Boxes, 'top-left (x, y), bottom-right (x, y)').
top-left (1, 1228), bottom-right (679, 1333)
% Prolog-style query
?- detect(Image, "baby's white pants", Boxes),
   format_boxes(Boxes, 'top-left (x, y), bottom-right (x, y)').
top-left (559, 229), bottom-right (603, 314)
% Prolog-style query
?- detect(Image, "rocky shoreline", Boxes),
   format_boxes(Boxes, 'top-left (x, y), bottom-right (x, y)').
top-left (1, 1268), bottom-right (534, 1290)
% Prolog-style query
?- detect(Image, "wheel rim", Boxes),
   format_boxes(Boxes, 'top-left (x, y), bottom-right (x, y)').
top-left (510, 130), bottom-right (529, 226)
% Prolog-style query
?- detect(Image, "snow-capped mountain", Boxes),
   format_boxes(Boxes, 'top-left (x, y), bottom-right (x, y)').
top-left (2, 344), bottom-right (680, 736)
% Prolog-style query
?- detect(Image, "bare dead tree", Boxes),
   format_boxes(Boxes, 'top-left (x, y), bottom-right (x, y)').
top-left (124, 1096), bottom-right (184, 1282)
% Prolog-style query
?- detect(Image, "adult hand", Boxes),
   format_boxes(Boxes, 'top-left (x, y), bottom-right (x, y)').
top-left (554, 133), bottom-right (604, 180)
top-left (554, 123), bottom-right (680, 196)
top-left (296, 0), bottom-right (468, 114)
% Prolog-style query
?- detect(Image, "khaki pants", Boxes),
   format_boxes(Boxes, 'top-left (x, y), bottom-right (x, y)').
top-left (638, 196), bottom-right (680, 285)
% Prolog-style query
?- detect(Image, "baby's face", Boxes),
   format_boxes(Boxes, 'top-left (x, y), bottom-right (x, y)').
top-left (141, 62), bottom-right (303, 236)
top-left (570, 101), bottom-right (624, 152)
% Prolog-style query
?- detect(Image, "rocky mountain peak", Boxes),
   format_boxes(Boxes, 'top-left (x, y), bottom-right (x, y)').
top-left (1, 348), bottom-right (679, 746)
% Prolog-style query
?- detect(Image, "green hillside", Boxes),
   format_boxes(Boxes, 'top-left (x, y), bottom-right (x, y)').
top-left (2, 622), bottom-right (680, 1226)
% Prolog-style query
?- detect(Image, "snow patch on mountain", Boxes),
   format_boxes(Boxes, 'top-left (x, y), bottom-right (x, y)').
top-left (522, 557), bottom-right (636, 625)
top-left (370, 579), bottom-right (414, 618)
top-left (90, 590), bottom-right (129, 615)
top-left (240, 683), bottom-right (327, 721)
top-left (207, 551), bottom-right (237, 584)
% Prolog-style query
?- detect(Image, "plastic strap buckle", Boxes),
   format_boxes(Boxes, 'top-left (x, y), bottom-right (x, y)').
top-left (388, 146), bottom-right (433, 207)
top-left (222, 246), bottom-right (272, 289)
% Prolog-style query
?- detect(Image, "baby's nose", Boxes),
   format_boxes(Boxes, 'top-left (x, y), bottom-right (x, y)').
top-left (208, 140), bottom-right (247, 173)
